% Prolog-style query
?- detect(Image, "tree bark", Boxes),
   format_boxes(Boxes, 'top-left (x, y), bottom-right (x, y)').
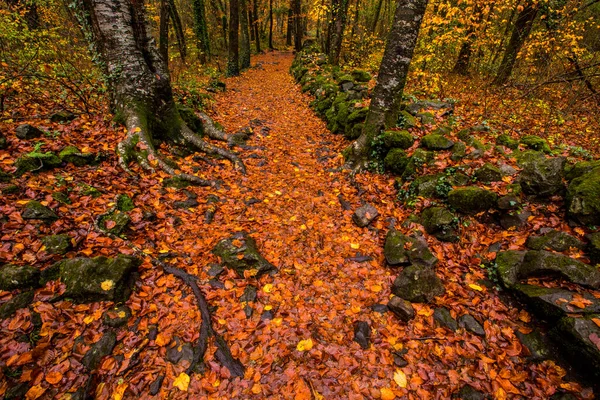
top-left (268, 0), bottom-right (274, 49)
top-left (193, 0), bottom-right (211, 63)
top-left (72, 0), bottom-right (244, 183)
top-left (452, 3), bottom-right (483, 75)
top-left (159, 0), bottom-right (170, 64)
top-left (292, 0), bottom-right (302, 51)
top-left (371, 0), bottom-right (383, 34)
top-left (228, 0), bottom-right (241, 76)
top-left (168, 0), bottom-right (187, 61)
top-left (286, 7), bottom-right (293, 46)
top-left (345, 0), bottom-right (428, 171)
top-left (253, 0), bottom-right (262, 52)
top-left (328, 0), bottom-right (350, 64)
top-left (493, 3), bottom-right (538, 85)
top-left (240, 0), bottom-right (252, 68)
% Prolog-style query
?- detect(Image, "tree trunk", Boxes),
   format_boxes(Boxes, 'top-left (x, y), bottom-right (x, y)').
top-left (286, 7), bottom-right (293, 46)
top-left (253, 0), bottom-right (262, 52)
top-left (168, 0), bottom-right (187, 61)
top-left (268, 0), bottom-right (274, 49)
top-left (228, 0), bottom-right (241, 76)
top-left (159, 0), bottom-right (170, 64)
top-left (346, 0), bottom-right (428, 170)
top-left (493, 3), bottom-right (538, 85)
top-left (240, 0), bottom-right (252, 68)
top-left (293, 0), bottom-right (302, 50)
top-left (193, 0), bottom-right (211, 63)
top-left (72, 0), bottom-right (244, 183)
top-left (451, 4), bottom-right (483, 75)
top-left (328, 0), bottom-right (350, 64)
top-left (371, 0), bottom-right (383, 34)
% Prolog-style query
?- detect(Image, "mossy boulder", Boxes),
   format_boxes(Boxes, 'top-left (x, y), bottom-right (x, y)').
top-left (586, 233), bottom-right (600, 264)
top-left (526, 230), bottom-right (584, 252)
top-left (50, 110), bottom-right (76, 123)
top-left (421, 134), bottom-right (454, 150)
top-left (97, 211), bottom-right (130, 235)
top-left (520, 135), bottom-right (551, 153)
top-left (384, 230), bottom-right (438, 267)
top-left (347, 107), bottom-right (368, 126)
top-left (384, 149), bottom-right (409, 175)
top-left (21, 201), bottom-right (58, 221)
top-left (514, 150), bottom-right (545, 167)
top-left (14, 152), bottom-right (62, 176)
top-left (82, 331), bottom-right (117, 370)
top-left (351, 70), bottom-right (371, 82)
top-left (496, 250), bottom-right (527, 288)
top-left (519, 156), bottom-right (565, 197)
top-left (475, 163), bottom-right (503, 183)
top-left (450, 142), bottom-right (467, 161)
top-left (392, 266), bottom-right (445, 303)
top-left (57, 255), bottom-right (141, 302)
top-left (447, 187), bottom-right (497, 214)
top-left (420, 207), bottom-right (458, 242)
top-left (59, 146), bottom-right (95, 166)
top-left (432, 126), bottom-right (452, 136)
top-left (496, 134), bottom-right (519, 149)
top-left (400, 149), bottom-right (433, 181)
top-left (0, 264), bottom-right (40, 291)
top-left (564, 160), bottom-right (600, 181)
top-left (116, 194), bottom-right (135, 212)
top-left (515, 328), bottom-right (553, 362)
top-left (514, 284), bottom-right (600, 321)
top-left (383, 130), bottom-right (413, 150)
top-left (41, 234), bottom-right (73, 255)
top-left (408, 173), bottom-right (443, 199)
top-left (566, 167), bottom-right (600, 226)
top-left (15, 124), bottom-right (43, 140)
top-left (0, 291), bottom-right (35, 319)
top-left (398, 110), bottom-right (417, 128)
top-left (417, 112), bottom-right (435, 125)
top-left (212, 231), bottom-right (276, 277)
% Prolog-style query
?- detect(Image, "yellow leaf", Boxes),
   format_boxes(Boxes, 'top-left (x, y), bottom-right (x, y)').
top-left (264, 305), bottom-right (273, 311)
top-left (263, 284), bottom-right (273, 293)
top-left (113, 382), bottom-right (128, 400)
top-left (296, 338), bottom-right (314, 351)
top-left (380, 387), bottom-right (396, 400)
top-left (117, 311), bottom-right (126, 318)
top-left (83, 315), bottom-right (95, 324)
top-left (173, 372), bottom-right (190, 391)
top-left (370, 284), bottom-right (382, 293)
top-left (101, 280), bottom-right (114, 291)
top-left (468, 284), bottom-right (484, 292)
top-left (133, 127), bottom-right (142, 133)
top-left (275, 190), bottom-right (282, 195)
top-left (300, 224), bottom-right (307, 230)
top-left (393, 370), bottom-right (407, 388)
top-left (350, 243), bottom-right (360, 249)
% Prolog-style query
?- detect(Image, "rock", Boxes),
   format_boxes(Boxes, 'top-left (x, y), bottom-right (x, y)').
top-left (0, 264), bottom-right (40, 291)
top-left (149, 375), bottom-right (165, 396)
top-left (475, 163), bottom-right (503, 183)
top-left (174, 198), bottom-right (199, 209)
top-left (400, 149), bottom-right (433, 181)
top-left (4, 382), bottom-right (30, 400)
top-left (58, 255), bottom-right (141, 302)
top-left (451, 142), bottom-right (467, 161)
top-left (353, 321), bottom-right (370, 349)
top-left (515, 329), bottom-right (552, 361)
top-left (496, 134), bottom-right (519, 149)
top-left (433, 307), bottom-right (458, 331)
top-left (497, 195), bottom-right (521, 210)
top-left (387, 296), bottom-right (415, 322)
top-left (384, 230), bottom-right (438, 267)
top-left (103, 305), bottom-right (132, 327)
top-left (166, 336), bottom-right (194, 366)
top-left (97, 211), bottom-right (130, 235)
top-left (447, 187), bottom-right (497, 214)
top-left (499, 210), bottom-right (531, 229)
top-left (399, 110), bottom-right (416, 128)
top-left (458, 314), bottom-right (485, 336)
top-left (116, 194), bottom-right (135, 212)
top-left (408, 174), bottom-right (444, 199)
top-left (393, 352), bottom-right (409, 367)
top-left (519, 156), bottom-right (565, 197)
top-left (499, 164), bottom-right (517, 176)
top-left (50, 110), bottom-right (76, 123)
top-left (566, 166), bottom-right (600, 226)
top-left (212, 231), bottom-right (276, 277)
top-left (496, 251), bottom-right (527, 288)
top-left (526, 230), bottom-right (584, 252)
top-left (15, 153), bottom-right (62, 176)
top-left (382, 130), bottom-right (413, 150)
top-left (586, 233), bottom-right (600, 264)
top-left (417, 112), bottom-right (435, 125)
top-left (420, 206), bottom-right (457, 242)
top-left (514, 284), bottom-right (600, 321)
top-left (52, 191), bottom-right (71, 204)
top-left (392, 265), bottom-right (445, 303)
top-left (2, 184), bottom-right (19, 195)
top-left (207, 263), bottom-right (225, 277)
top-left (240, 285), bottom-right (257, 317)
top-left (351, 70), bottom-right (371, 82)
top-left (514, 150), bottom-right (545, 167)
top-left (15, 124), bottom-right (43, 139)
top-left (59, 146), bottom-right (95, 166)
top-left (421, 134), bottom-right (454, 150)
top-left (564, 160), bottom-right (600, 181)
top-left (82, 331), bottom-right (117, 370)
top-left (520, 135), bottom-right (551, 153)
top-left (371, 303), bottom-right (388, 313)
top-left (384, 149), bottom-right (409, 175)
top-left (352, 203), bottom-right (378, 227)
top-left (0, 131), bottom-right (7, 149)
top-left (0, 291), bottom-right (35, 319)
top-left (22, 201), bottom-right (58, 221)
top-left (41, 234), bottom-right (73, 255)
top-left (455, 384), bottom-right (487, 400)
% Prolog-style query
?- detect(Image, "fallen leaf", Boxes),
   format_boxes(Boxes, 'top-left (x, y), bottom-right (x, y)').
top-left (393, 369), bottom-right (407, 388)
top-left (173, 372), bottom-right (190, 391)
top-left (296, 338), bottom-right (313, 351)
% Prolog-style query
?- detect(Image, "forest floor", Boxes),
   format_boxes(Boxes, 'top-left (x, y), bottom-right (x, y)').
top-left (0, 51), bottom-right (597, 399)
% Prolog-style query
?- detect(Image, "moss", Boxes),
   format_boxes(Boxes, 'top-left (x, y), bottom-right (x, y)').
top-left (0, 264), bottom-right (40, 291)
top-left (116, 194), bottom-right (135, 212)
top-left (384, 149), bottom-right (409, 175)
top-left (79, 183), bottom-right (102, 198)
top-left (495, 250), bottom-right (527, 288)
top-left (420, 206), bottom-right (458, 242)
top-left (514, 150), bottom-right (545, 167)
top-left (457, 129), bottom-right (472, 143)
top-left (59, 146), bottom-right (95, 166)
top-left (475, 163), bottom-right (503, 183)
top-left (398, 110), bottom-right (416, 128)
top-left (382, 130), bottom-right (413, 150)
top-left (2, 184), bottom-right (18, 195)
top-left (22, 201), bottom-right (58, 221)
top-left (520, 135), bottom-right (551, 153)
top-left (351, 70), bottom-right (371, 82)
top-left (177, 105), bottom-right (204, 135)
top-left (401, 149), bottom-right (433, 181)
top-left (15, 152), bottom-right (62, 176)
top-left (0, 291), bottom-right (35, 319)
top-left (432, 126), bottom-right (451, 136)
top-left (417, 112), bottom-right (435, 125)
top-left (564, 160), bottom-right (600, 181)
top-left (497, 134), bottom-right (519, 149)
top-left (447, 187), bottom-right (497, 214)
top-left (566, 166), bottom-right (600, 226)
top-left (98, 211), bottom-right (130, 235)
top-left (345, 123), bottom-right (363, 140)
top-left (52, 191), bottom-right (71, 204)
top-left (347, 107), bottom-right (368, 125)
top-left (163, 176), bottom-right (193, 188)
top-left (451, 142), bottom-right (467, 161)
top-left (41, 234), bottom-right (73, 255)
top-left (421, 134), bottom-right (454, 150)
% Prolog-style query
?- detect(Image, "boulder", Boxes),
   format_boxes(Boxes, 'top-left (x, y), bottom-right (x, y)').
top-left (447, 187), bottom-right (497, 214)
top-left (14, 153), bottom-right (62, 176)
top-left (15, 124), bottom-right (43, 139)
top-left (353, 321), bottom-right (370, 349)
top-left (212, 231), bottom-right (276, 277)
top-left (417, 112), bottom-right (435, 125)
top-left (519, 156), bottom-right (565, 197)
top-left (526, 230), bottom-right (584, 252)
top-left (515, 329), bottom-right (552, 362)
top-left (400, 149), bottom-right (433, 181)
top-left (0, 130), bottom-right (7, 149)
top-left (586, 233), bottom-right (600, 264)
top-left (421, 134), bottom-right (454, 150)
top-left (384, 230), bottom-right (438, 267)
top-left (387, 296), bottom-right (415, 322)
top-left (97, 211), bottom-right (130, 235)
top-left (458, 314), bottom-right (485, 336)
top-left (50, 110), bottom-right (76, 123)
top-left (564, 160), bottom-right (600, 181)
top-left (420, 206), bottom-right (457, 242)
top-left (496, 134), bottom-right (519, 149)
top-left (514, 284), bottom-right (600, 321)
top-left (21, 201), bottom-right (58, 221)
top-left (433, 307), bottom-right (457, 331)
top-left (384, 149), bottom-right (409, 175)
top-left (382, 130), bottom-right (413, 150)
top-left (475, 163), bottom-right (503, 183)
top-left (352, 203), bottom-right (378, 227)
top-left (496, 251), bottom-right (527, 288)
top-left (399, 110), bottom-right (416, 128)
top-left (566, 167), bottom-right (600, 226)
top-left (0, 291), bottom-right (34, 319)
top-left (499, 210), bottom-right (531, 229)
top-left (451, 141), bottom-right (467, 161)
top-left (41, 234), bottom-right (73, 255)
top-left (59, 146), bottom-right (95, 166)
top-left (392, 265), bottom-right (445, 303)
top-left (520, 135), bottom-right (551, 153)
top-left (497, 195), bottom-right (521, 210)
top-left (82, 331), bottom-right (117, 370)
top-left (0, 264), bottom-right (40, 291)
top-left (166, 336), bottom-right (194, 366)
top-left (58, 255), bottom-right (141, 302)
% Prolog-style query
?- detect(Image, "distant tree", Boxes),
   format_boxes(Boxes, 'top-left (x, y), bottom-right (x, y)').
top-left (228, 0), bottom-right (241, 76)
top-left (252, 0), bottom-right (262, 52)
top-left (327, 0), bottom-right (350, 64)
top-left (159, 0), bottom-right (170, 63)
top-left (192, 0), bottom-right (210, 63)
top-left (292, 0), bottom-right (302, 50)
top-left (269, 0), bottom-right (275, 49)
top-left (345, 0), bottom-right (429, 170)
top-left (286, 7), bottom-right (293, 46)
top-left (452, 3), bottom-right (483, 75)
top-left (240, 0), bottom-right (252, 68)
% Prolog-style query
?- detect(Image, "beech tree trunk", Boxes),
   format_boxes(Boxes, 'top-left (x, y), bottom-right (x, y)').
top-left (192, 0), bottom-right (210, 63)
top-left (253, 0), bottom-right (262, 52)
top-left (73, 0), bottom-right (243, 183)
top-left (268, 0), bottom-right (274, 49)
top-left (159, 0), bottom-right (170, 63)
top-left (493, 3), bottom-right (538, 85)
top-left (328, 0), bottom-right (350, 64)
top-left (345, 0), bottom-right (428, 171)
top-left (240, 0), bottom-right (252, 68)
top-left (371, 0), bottom-right (383, 34)
top-left (286, 7), bottom-right (293, 46)
top-left (168, 0), bottom-right (187, 61)
top-left (452, 4), bottom-right (483, 75)
top-left (292, 0), bottom-right (302, 51)
top-left (228, 0), bottom-right (241, 76)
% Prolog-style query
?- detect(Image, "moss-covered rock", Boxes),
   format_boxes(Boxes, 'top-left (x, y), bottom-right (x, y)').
top-left (417, 112), bottom-right (435, 125)
top-left (392, 266), bottom-right (445, 303)
top-left (52, 191), bottom-right (71, 204)
top-left (408, 174), bottom-right (443, 199)
top-left (515, 328), bottom-right (553, 362)
top-left (496, 134), bottom-right (519, 149)
top-left (384, 149), bottom-right (409, 175)
top-left (475, 163), bottom-right (503, 183)
top-left (383, 130), bottom-right (413, 150)
top-left (520, 250), bottom-right (600, 288)
top-left (41, 234), bottom-right (73, 255)
top-left (400, 149), bottom-right (433, 181)
top-left (50, 110), bottom-right (76, 123)
top-left (14, 152), bottom-right (62, 176)
top-left (586, 233), bottom-right (600, 265)
top-left (496, 250), bottom-right (527, 288)
top-left (346, 123), bottom-right (363, 140)
top-left (2, 184), bottom-right (19, 195)
top-left (0, 291), bottom-right (35, 319)
top-left (421, 134), bottom-right (454, 150)
top-left (58, 255), bottom-right (141, 302)
top-left (447, 187), bottom-right (497, 214)
top-left (116, 194), bottom-right (135, 212)
top-left (398, 110), bottom-right (417, 128)
top-left (519, 156), bottom-right (565, 197)
top-left (15, 124), bottom-right (43, 140)
top-left (451, 141), bottom-right (467, 161)
top-left (566, 167), bottom-right (600, 226)
top-left (514, 284), bottom-right (600, 321)
top-left (432, 126), bottom-right (452, 136)
top-left (59, 146), bottom-right (95, 166)
top-left (526, 230), bottom-right (584, 252)
top-left (21, 201), bottom-right (58, 221)
top-left (97, 211), bottom-right (130, 235)
top-left (213, 231), bottom-right (276, 277)
top-left (564, 160), bottom-right (600, 181)
top-left (420, 206), bottom-right (458, 242)
top-left (520, 135), bottom-right (551, 153)
top-left (0, 264), bottom-right (40, 291)
top-left (384, 230), bottom-right (438, 267)
top-left (351, 70), bottom-right (371, 82)
top-left (103, 305), bottom-right (132, 328)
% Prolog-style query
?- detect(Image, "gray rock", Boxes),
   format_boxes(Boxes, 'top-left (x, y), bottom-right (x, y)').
top-left (514, 284), bottom-right (600, 321)
top-left (97, 211), bottom-right (130, 235)
top-left (213, 231), bottom-right (276, 277)
top-left (353, 321), bottom-right (370, 349)
top-left (497, 195), bottom-right (521, 210)
top-left (566, 166), bottom-right (600, 226)
top-left (433, 307), bottom-right (458, 331)
top-left (496, 251), bottom-right (527, 288)
top-left (586, 232), bottom-right (600, 264)
top-left (392, 266), bottom-right (445, 303)
top-left (103, 305), bottom-right (132, 328)
top-left (455, 384), bottom-right (487, 400)
top-left (0, 291), bottom-right (34, 319)
top-left (0, 264), bottom-right (40, 291)
top-left (387, 296), bottom-right (415, 322)
top-left (15, 124), bottom-right (43, 139)
top-left (499, 210), bottom-right (531, 229)
top-left (447, 187), bottom-right (497, 214)
top-left (384, 230), bottom-right (438, 267)
top-left (475, 163), bottom-right (503, 183)
top-left (41, 234), bottom-right (73, 255)
top-left (519, 156), bottom-right (565, 197)
top-left (458, 314), bottom-right (485, 336)
top-left (420, 206), bottom-right (457, 242)
top-left (82, 331), bottom-right (117, 370)
top-left (166, 336), bottom-right (194, 365)
top-left (352, 203), bottom-right (378, 227)
top-left (515, 329), bottom-right (552, 361)
top-left (526, 230), bottom-right (584, 252)
top-left (59, 146), bottom-right (95, 166)
top-left (499, 164), bottom-right (517, 176)
top-left (22, 201), bottom-right (58, 221)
